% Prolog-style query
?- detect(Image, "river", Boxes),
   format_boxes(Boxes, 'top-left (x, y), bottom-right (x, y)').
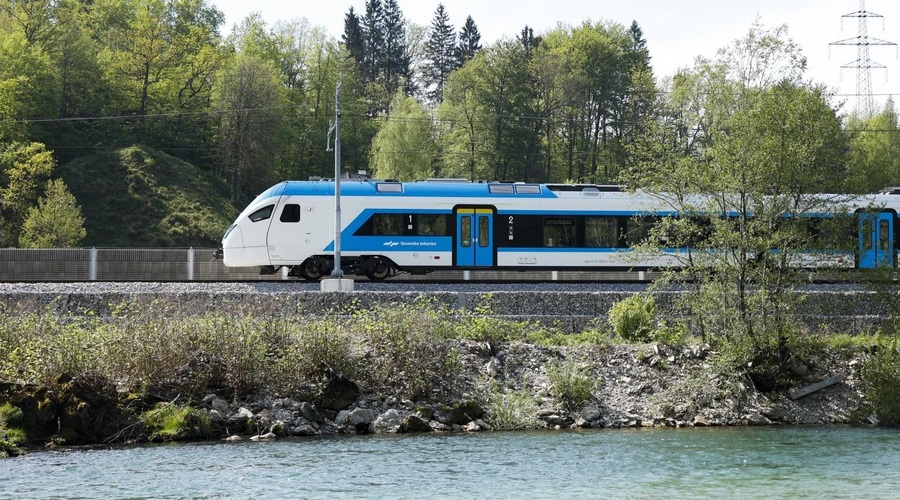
top-left (2, 426), bottom-right (898, 499)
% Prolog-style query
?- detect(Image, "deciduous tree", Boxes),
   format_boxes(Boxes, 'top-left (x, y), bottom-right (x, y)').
top-left (369, 91), bottom-right (436, 180)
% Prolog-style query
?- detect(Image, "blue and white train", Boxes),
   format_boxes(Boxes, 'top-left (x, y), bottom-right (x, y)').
top-left (221, 179), bottom-right (900, 281)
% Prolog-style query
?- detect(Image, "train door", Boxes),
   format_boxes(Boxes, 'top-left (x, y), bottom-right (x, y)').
top-left (455, 207), bottom-right (495, 267)
top-left (858, 211), bottom-right (895, 269)
top-left (267, 200), bottom-right (303, 264)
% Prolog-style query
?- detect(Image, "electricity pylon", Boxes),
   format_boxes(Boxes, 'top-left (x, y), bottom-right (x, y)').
top-left (830, 0), bottom-right (897, 118)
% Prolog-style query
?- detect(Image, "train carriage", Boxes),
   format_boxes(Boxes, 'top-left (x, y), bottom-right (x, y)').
top-left (221, 179), bottom-right (900, 281)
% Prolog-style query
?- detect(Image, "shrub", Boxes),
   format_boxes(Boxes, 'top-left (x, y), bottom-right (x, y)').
top-left (477, 380), bottom-right (540, 431)
top-left (608, 294), bottom-right (657, 342)
top-left (546, 361), bottom-right (596, 408)
top-left (459, 295), bottom-right (530, 343)
top-left (350, 301), bottom-right (453, 399)
top-left (0, 403), bottom-right (23, 426)
top-left (860, 337), bottom-right (900, 426)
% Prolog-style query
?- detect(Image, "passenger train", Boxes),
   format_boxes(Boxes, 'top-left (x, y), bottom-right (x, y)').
top-left (220, 179), bottom-right (900, 281)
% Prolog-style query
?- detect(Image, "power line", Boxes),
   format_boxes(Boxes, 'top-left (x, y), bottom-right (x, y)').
top-left (830, 0), bottom-right (897, 118)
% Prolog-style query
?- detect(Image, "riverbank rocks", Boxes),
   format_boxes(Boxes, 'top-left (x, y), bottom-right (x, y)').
top-left (1, 374), bottom-right (124, 447)
top-left (0, 340), bottom-right (873, 452)
top-left (317, 371), bottom-right (360, 411)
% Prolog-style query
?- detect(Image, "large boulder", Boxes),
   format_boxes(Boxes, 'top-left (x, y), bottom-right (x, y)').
top-left (2, 374), bottom-right (124, 446)
top-left (434, 401), bottom-right (485, 426)
top-left (372, 409), bottom-right (403, 434)
top-left (317, 371), bottom-right (359, 411)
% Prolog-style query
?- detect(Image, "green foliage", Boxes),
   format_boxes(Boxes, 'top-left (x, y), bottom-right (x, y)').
top-left (844, 100), bottom-right (900, 194)
top-left (141, 402), bottom-right (210, 441)
top-left (525, 326), bottom-right (607, 347)
top-left (650, 355), bottom-right (744, 419)
top-left (608, 294), bottom-right (657, 342)
top-left (456, 295), bottom-right (538, 344)
top-left (370, 91), bottom-right (437, 180)
top-left (19, 178), bottom-right (87, 248)
top-left (0, 403), bottom-right (26, 457)
top-left (0, 403), bottom-right (23, 426)
top-left (860, 337), bottom-right (900, 426)
top-left (349, 300), bottom-right (455, 399)
top-left (546, 361), bottom-right (596, 407)
top-left (477, 379), bottom-right (540, 430)
top-left (56, 146), bottom-right (236, 246)
top-left (0, 142), bottom-right (56, 246)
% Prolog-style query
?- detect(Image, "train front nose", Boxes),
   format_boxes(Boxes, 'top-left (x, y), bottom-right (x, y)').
top-left (221, 224), bottom-right (247, 266)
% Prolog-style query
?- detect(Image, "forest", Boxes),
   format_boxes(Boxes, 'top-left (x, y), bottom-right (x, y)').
top-left (1, 0), bottom-right (899, 248)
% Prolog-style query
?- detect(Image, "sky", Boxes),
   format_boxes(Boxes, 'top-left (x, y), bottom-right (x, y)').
top-left (211, 0), bottom-right (900, 113)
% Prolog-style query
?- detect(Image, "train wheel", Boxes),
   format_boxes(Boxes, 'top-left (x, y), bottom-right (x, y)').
top-left (298, 259), bottom-right (325, 281)
top-left (365, 259), bottom-right (393, 281)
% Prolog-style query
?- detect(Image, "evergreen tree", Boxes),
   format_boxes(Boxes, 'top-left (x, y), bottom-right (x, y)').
top-left (456, 15), bottom-right (482, 67)
top-left (342, 6), bottom-right (365, 64)
top-left (381, 0), bottom-right (409, 100)
top-left (19, 178), bottom-right (87, 248)
top-left (628, 20), bottom-right (651, 72)
top-left (423, 4), bottom-right (456, 104)
top-left (518, 25), bottom-right (541, 60)
top-left (361, 0), bottom-right (384, 84)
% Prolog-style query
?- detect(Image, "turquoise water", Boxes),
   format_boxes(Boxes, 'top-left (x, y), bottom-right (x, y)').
top-left (2, 426), bottom-right (899, 499)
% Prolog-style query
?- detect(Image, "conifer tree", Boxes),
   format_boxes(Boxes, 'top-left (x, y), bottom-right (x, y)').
top-left (455, 15), bottom-right (482, 67)
top-left (518, 25), bottom-right (541, 59)
top-left (381, 0), bottom-right (409, 100)
top-left (361, 0), bottom-right (384, 84)
top-left (19, 178), bottom-right (87, 248)
top-left (423, 4), bottom-right (456, 104)
top-left (342, 7), bottom-right (365, 64)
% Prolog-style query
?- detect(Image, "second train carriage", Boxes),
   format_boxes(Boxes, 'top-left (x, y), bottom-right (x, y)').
top-left (221, 179), bottom-right (900, 281)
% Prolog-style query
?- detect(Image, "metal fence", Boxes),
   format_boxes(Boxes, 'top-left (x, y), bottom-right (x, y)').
top-left (0, 248), bottom-right (268, 281)
top-left (0, 248), bottom-right (657, 282)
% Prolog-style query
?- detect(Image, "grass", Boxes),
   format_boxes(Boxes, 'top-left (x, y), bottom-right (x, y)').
top-left (141, 402), bottom-right (211, 442)
top-left (57, 145), bottom-right (236, 247)
top-left (0, 403), bottom-right (25, 458)
top-left (1, 298), bottom-right (601, 402)
top-left (546, 360), bottom-right (596, 408)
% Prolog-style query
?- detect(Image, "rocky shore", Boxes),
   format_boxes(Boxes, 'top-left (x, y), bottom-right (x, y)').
top-left (0, 339), bottom-right (869, 456)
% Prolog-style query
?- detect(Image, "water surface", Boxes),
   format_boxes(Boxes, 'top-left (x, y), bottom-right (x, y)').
top-left (2, 426), bottom-right (898, 499)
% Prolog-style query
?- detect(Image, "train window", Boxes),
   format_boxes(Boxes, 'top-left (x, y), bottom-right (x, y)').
top-left (418, 214), bottom-right (447, 235)
top-left (248, 205), bottom-right (274, 222)
top-left (376, 183), bottom-right (403, 193)
top-left (544, 217), bottom-right (575, 247)
top-left (585, 217), bottom-right (618, 247)
top-left (804, 217), bottom-right (852, 251)
top-left (489, 184), bottom-right (515, 194)
top-left (515, 184), bottom-right (541, 194)
top-left (479, 216), bottom-right (490, 247)
top-left (373, 214), bottom-right (404, 235)
top-left (626, 216), bottom-right (657, 247)
top-left (461, 216), bottom-right (472, 247)
top-left (862, 218), bottom-right (873, 251)
top-left (280, 204), bottom-right (301, 223)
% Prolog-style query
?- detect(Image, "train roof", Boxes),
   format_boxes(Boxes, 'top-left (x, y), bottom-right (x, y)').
top-left (268, 179), bottom-right (638, 199)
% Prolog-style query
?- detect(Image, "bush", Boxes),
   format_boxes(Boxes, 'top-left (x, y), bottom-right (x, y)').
top-left (349, 301), bottom-right (454, 399)
top-left (0, 403), bottom-right (23, 426)
top-left (478, 380), bottom-right (540, 431)
top-left (608, 294), bottom-right (657, 342)
top-left (546, 361), bottom-right (596, 408)
top-left (860, 337), bottom-right (900, 426)
top-left (1, 403), bottom-right (26, 458)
